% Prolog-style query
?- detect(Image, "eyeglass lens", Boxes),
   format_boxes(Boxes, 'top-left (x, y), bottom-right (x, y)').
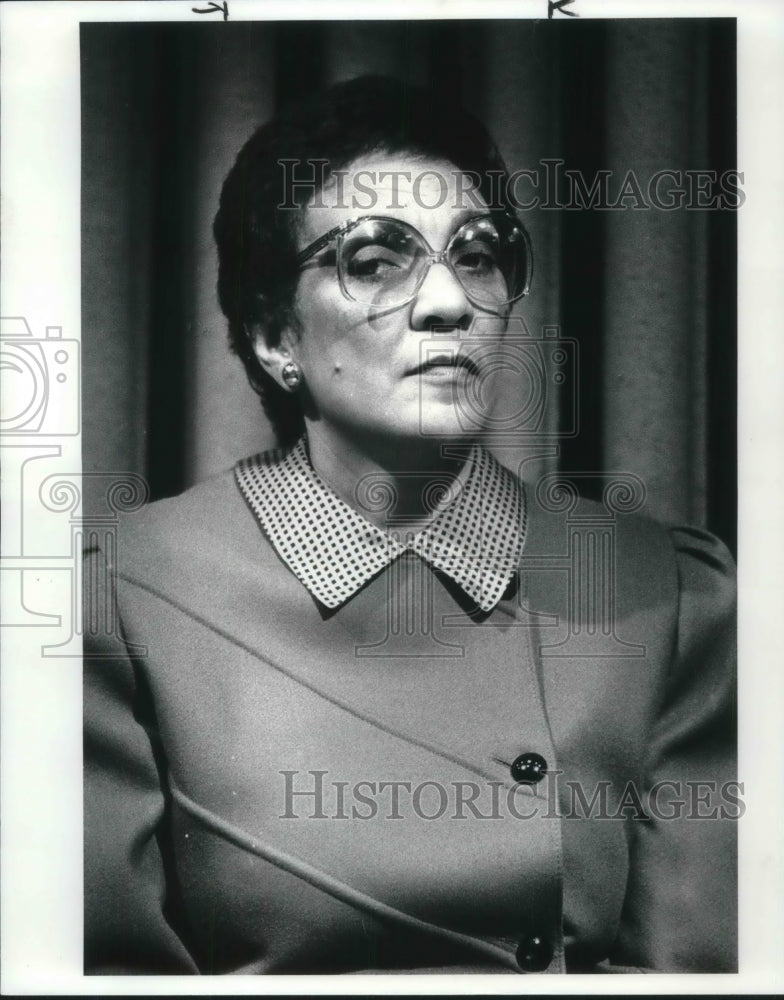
top-left (338, 217), bottom-right (527, 308)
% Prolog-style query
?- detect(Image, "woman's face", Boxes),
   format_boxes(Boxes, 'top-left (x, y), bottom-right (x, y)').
top-left (273, 153), bottom-right (511, 452)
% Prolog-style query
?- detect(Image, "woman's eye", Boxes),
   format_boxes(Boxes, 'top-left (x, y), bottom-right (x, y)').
top-left (347, 247), bottom-right (407, 278)
top-left (454, 246), bottom-right (499, 273)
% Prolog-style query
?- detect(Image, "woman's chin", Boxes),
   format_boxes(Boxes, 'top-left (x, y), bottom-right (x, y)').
top-left (414, 404), bottom-right (487, 444)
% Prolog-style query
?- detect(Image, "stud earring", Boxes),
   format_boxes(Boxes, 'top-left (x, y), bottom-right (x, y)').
top-left (281, 361), bottom-right (302, 390)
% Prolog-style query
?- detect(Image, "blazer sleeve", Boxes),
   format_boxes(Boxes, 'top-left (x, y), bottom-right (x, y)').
top-left (83, 545), bottom-right (198, 974)
top-left (609, 526), bottom-right (738, 972)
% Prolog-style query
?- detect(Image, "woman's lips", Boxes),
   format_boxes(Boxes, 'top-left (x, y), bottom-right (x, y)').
top-left (407, 354), bottom-right (479, 378)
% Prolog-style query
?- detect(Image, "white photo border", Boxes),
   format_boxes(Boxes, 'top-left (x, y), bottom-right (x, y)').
top-left (1, 0), bottom-right (782, 993)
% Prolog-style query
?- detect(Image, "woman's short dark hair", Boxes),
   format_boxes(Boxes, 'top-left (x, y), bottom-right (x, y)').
top-left (214, 74), bottom-right (518, 446)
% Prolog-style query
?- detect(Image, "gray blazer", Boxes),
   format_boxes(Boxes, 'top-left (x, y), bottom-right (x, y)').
top-left (84, 468), bottom-right (737, 974)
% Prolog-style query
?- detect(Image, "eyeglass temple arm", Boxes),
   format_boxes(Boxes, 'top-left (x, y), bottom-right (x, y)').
top-left (296, 218), bottom-right (363, 266)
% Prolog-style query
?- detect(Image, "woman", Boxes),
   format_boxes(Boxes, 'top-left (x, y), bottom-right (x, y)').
top-left (84, 76), bottom-right (737, 975)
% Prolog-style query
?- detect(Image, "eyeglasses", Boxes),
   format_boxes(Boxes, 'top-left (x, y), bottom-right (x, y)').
top-left (296, 213), bottom-right (532, 310)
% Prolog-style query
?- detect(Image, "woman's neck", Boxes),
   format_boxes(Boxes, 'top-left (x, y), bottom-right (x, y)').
top-left (303, 422), bottom-right (474, 533)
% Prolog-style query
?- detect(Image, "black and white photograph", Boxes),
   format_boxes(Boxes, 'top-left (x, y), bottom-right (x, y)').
top-left (1, 0), bottom-right (783, 992)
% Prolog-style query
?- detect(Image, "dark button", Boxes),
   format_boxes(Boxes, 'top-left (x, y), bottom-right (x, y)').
top-left (516, 933), bottom-right (553, 972)
top-left (510, 752), bottom-right (547, 784)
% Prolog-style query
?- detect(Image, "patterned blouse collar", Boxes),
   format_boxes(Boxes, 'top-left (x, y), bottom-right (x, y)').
top-left (235, 438), bottom-right (526, 612)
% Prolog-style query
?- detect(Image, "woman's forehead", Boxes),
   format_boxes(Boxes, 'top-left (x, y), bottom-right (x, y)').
top-left (297, 152), bottom-right (490, 249)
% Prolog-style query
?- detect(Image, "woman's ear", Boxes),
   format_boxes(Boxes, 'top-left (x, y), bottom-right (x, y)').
top-left (249, 324), bottom-right (300, 391)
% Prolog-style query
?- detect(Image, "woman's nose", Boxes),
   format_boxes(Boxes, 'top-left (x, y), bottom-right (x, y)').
top-left (409, 260), bottom-right (473, 331)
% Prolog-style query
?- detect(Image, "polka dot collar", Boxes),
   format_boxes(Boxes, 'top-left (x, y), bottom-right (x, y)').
top-left (235, 438), bottom-right (526, 612)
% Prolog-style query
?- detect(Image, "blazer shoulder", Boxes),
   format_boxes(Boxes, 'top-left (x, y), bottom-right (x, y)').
top-left (521, 477), bottom-right (673, 556)
top-left (122, 468), bottom-right (239, 533)
top-left (102, 467), bottom-right (267, 592)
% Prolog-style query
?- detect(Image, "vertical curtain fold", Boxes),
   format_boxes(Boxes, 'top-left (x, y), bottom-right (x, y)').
top-left (705, 21), bottom-right (738, 556)
top-left (481, 22), bottom-right (564, 484)
top-left (557, 21), bottom-right (608, 484)
top-left (187, 26), bottom-right (277, 484)
top-left (602, 20), bottom-right (705, 526)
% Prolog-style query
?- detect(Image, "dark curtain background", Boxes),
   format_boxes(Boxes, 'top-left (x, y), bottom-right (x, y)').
top-left (81, 19), bottom-right (736, 552)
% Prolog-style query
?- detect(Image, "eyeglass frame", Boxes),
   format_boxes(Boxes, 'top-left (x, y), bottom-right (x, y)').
top-left (294, 212), bottom-right (533, 309)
